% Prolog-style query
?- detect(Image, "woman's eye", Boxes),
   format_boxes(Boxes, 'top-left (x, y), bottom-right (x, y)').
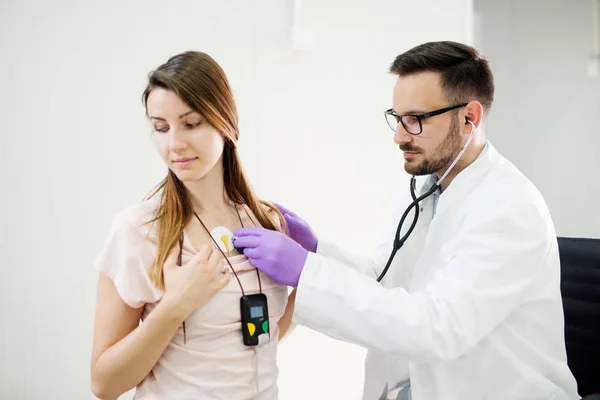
top-left (185, 121), bottom-right (201, 129)
top-left (154, 126), bottom-right (169, 133)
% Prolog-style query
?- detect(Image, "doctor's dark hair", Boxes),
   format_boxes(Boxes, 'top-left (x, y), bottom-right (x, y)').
top-left (142, 51), bottom-right (286, 290)
top-left (390, 41), bottom-right (494, 115)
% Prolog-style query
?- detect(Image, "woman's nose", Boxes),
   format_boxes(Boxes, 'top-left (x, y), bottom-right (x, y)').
top-left (169, 128), bottom-right (188, 151)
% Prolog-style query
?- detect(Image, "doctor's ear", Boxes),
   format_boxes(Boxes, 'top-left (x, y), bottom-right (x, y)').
top-left (463, 101), bottom-right (484, 128)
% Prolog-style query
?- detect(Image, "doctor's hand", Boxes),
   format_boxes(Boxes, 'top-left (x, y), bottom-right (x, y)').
top-left (232, 227), bottom-right (308, 287)
top-left (272, 202), bottom-right (318, 253)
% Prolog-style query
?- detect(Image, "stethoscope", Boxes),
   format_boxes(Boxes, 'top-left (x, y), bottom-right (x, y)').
top-left (376, 119), bottom-right (477, 282)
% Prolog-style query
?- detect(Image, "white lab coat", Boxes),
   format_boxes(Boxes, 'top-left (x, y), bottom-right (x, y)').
top-left (293, 143), bottom-right (580, 400)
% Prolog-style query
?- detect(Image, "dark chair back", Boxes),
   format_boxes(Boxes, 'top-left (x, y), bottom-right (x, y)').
top-left (558, 237), bottom-right (600, 397)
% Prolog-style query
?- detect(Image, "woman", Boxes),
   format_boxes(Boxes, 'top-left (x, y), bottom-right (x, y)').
top-left (90, 51), bottom-right (296, 400)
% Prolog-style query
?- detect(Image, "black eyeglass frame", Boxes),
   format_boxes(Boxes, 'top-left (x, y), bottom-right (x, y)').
top-left (384, 103), bottom-right (468, 135)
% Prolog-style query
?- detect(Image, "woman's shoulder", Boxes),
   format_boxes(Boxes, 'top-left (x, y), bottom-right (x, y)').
top-left (95, 196), bottom-right (163, 307)
top-left (243, 201), bottom-right (284, 231)
top-left (109, 196), bottom-right (161, 240)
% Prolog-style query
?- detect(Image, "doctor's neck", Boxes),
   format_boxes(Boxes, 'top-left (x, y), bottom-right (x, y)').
top-left (434, 133), bottom-right (486, 193)
top-left (184, 158), bottom-right (235, 215)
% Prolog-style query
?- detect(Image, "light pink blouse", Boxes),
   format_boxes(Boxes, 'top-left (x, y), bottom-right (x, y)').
top-left (94, 198), bottom-right (289, 399)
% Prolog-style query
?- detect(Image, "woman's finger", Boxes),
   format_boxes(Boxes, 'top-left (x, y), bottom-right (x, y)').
top-left (190, 246), bottom-right (213, 266)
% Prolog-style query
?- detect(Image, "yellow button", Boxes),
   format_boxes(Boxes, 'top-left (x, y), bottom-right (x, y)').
top-left (247, 323), bottom-right (256, 336)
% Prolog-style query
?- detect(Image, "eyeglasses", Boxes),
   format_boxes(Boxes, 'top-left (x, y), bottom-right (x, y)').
top-left (384, 103), bottom-right (467, 135)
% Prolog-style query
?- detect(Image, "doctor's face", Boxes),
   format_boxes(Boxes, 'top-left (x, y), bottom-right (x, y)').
top-left (391, 72), bottom-right (464, 177)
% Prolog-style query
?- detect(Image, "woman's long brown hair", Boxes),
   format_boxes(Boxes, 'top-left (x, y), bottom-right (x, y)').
top-left (142, 51), bottom-right (286, 290)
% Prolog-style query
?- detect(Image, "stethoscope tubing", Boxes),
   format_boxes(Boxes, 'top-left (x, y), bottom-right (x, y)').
top-left (375, 121), bottom-right (476, 283)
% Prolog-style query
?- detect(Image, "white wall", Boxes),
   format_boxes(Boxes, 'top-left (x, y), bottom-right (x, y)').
top-left (0, 1), bottom-right (472, 399)
top-left (474, 0), bottom-right (600, 239)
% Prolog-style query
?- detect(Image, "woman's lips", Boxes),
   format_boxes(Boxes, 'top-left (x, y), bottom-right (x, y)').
top-left (173, 157), bottom-right (198, 167)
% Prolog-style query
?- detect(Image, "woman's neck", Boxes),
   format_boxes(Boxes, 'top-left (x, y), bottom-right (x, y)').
top-left (184, 159), bottom-right (234, 216)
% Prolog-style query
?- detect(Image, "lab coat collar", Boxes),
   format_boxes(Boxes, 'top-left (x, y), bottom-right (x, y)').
top-left (437, 141), bottom-right (496, 217)
top-left (417, 141), bottom-right (495, 215)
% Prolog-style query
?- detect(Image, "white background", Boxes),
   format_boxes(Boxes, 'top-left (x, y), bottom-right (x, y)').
top-left (474, 0), bottom-right (600, 238)
top-left (1, 0), bottom-right (597, 399)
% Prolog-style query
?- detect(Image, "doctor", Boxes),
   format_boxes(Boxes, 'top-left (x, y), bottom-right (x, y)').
top-left (233, 41), bottom-right (579, 400)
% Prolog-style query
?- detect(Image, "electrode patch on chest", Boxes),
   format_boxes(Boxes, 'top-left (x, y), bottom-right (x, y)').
top-left (210, 226), bottom-right (237, 255)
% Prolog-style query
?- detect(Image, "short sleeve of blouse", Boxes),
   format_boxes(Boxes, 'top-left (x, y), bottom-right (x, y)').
top-left (93, 208), bottom-right (163, 308)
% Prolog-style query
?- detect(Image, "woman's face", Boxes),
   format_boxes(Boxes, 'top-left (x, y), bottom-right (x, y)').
top-left (147, 88), bottom-right (225, 183)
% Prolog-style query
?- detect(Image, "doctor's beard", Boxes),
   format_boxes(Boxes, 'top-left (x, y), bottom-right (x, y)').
top-left (401, 115), bottom-right (462, 176)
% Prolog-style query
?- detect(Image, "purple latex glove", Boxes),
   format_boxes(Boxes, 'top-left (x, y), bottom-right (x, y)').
top-left (273, 202), bottom-right (318, 253)
top-left (232, 227), bottom-right (308, 287)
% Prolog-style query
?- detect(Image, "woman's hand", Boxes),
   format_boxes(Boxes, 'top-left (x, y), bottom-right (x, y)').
top-left (162, 245), bottom-right (231, 318)
top-left (92, 245), bottom-right (232, 400)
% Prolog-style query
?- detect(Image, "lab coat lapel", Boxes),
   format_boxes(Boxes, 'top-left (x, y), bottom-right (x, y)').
top-left (433, 142), bottom-right (496, 220)
top-left (409, 143), bottom-right (497, 291)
